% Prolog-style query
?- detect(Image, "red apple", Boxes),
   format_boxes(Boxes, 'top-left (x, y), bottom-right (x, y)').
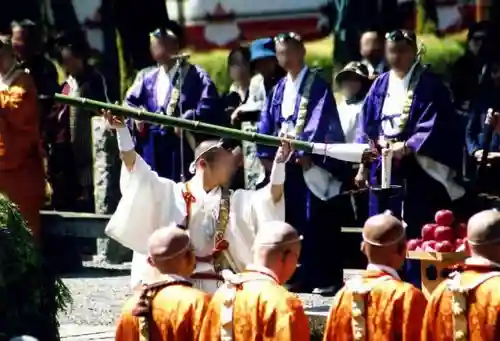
top-left (435, 240), bottom-right (453, 252)
top-left (421, 223), bottom-right (438, 241)
top-left (422, 240), bottom-right (437, 251)
top-left (435, 209), bottom-right (455, 226)
top-left (457, 223), bottom-right (467, 239)
top-left (434, 225), bottom-right (454, 242)
top-left (407, 239), bottom-right (422, 251)
top-left (454, 238), bottom-right (464, 250)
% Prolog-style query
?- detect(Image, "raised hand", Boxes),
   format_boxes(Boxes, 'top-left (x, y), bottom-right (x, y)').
top-left (101, 109), bottom-right (125, 129)
top-left (275, 139), bottom-right (293, 164)
top-left (361, 148), bottom-right (379, 163)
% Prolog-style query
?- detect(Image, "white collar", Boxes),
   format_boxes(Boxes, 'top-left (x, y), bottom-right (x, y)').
top-left (286, 65), bottom-right (308, 87)
top-left (389, 61), bottom-right (419, 90)
top-left (466, 256), bottom-right (500, 269)
top-left (189, 173), bottom-right (221, 199)
top-left (367, 263), bottom-right (400, 279)
top-left (159, 64), bottom-right (179, 79)
top-left (144, 273), bottom-right (192, 285)
top-left (245, 264), bottom-right (280, 283)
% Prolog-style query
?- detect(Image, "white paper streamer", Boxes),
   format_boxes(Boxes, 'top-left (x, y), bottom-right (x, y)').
top-left (381, 148), bottom-right (393, 189)
top-left (311, 143), bottom-right (369, 163)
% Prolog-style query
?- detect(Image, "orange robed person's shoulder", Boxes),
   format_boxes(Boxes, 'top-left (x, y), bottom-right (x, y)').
top-left (199, 272), bottom-right (310, 341)
top-left (0, 69), bottom-right (45, 240)
top-left (323, 270), bottom-right (427, 341)
top-left (421, 267), bottom-right (500, 341)
top-left (116, 279), bottom-right (210, 341)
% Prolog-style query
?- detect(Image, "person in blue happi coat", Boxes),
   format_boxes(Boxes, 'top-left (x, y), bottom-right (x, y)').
top-left (124, 22), bottom-right (221, 181)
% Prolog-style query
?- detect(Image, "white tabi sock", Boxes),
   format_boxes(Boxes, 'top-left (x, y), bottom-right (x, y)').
top-left (270, 161), bottom-right (285, 185)
top-left (116, 127), bottom-right (135, 152)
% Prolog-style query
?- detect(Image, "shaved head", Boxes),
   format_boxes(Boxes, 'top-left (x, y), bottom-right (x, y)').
top-left (148, 225), bottom-right (191, 259)
top-left (363, 213), bottom-right (405, 246)
top-left (467, 210), bottom-right (500, 245)
top-left (362, 213), bottom-right (406, 268)
top-left (467, 210), bottom-right (500, 263)
top-left (254, 221), bottom-right (302, 251)
top-left (253, 221), bottom-right (302, 284)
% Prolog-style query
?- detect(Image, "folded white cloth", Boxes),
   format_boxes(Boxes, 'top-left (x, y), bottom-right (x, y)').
top-left (311, 143), bottom-right (369, 163)
top-left (303, 165), bottom-right (342, 201)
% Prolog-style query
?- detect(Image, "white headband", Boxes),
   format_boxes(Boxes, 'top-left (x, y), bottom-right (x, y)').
top-left (467, 236), bottom-right (500, 246)
top-left (362, 230), bottom-right (405, 247)
top-left (189, 140), bottom-right (224, 174)
top-left (148, 241), bottom-right (191, 261)
top-left (253, 235), bottom-right (304, 249)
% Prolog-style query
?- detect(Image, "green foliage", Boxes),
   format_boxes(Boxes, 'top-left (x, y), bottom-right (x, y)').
top-left (416, 0), bottom-right (438, 34)
top-left (190, 34), bottom-right (465, 92)
top-left (0, 194), bottom-right (72, 340)
top-left (117, 34), bottom-right (466, 99)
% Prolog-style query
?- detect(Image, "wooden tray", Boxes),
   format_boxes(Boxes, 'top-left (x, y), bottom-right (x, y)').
top-left (406, 251), bottom-right (468, 262)
top-left (405, 251), bottom-right (468, 298)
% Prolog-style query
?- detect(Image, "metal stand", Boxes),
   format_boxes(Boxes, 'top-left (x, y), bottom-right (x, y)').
top-left (175, 55), bottom-right (189, 182)
top-left (370, 185), bottom-right (403, 214)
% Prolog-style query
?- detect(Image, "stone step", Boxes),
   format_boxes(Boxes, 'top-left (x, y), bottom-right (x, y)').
top-left (59, 324), bottom-right (114, 340)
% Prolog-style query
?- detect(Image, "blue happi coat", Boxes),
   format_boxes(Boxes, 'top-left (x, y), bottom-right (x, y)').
top-left (256, 67), bottom-right (348, 288)
top-left (357, 64), bottom-right (464, 236)
top-left (125, 64), bottom-right (220, 181)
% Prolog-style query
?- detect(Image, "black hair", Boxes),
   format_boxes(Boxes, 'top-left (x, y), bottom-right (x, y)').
top-left (227, 45), bottom-right (250, 66)
top-left (152, 20), bottom-right (185, 48)
top-left (11, 19), bottom-right (40, 46)
top-left (468, 21), bottom-right (489, 40)
top-left (54, 33), bottom-right (90, 62)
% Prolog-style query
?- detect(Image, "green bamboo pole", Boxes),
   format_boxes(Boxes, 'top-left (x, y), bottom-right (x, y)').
top-left (54, 94), bottom-right (314, 151)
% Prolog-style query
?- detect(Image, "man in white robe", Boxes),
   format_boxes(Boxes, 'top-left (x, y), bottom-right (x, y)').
top-left (102, 112), bottom-right (291, 293)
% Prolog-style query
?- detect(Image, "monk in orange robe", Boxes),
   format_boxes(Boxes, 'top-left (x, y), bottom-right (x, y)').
top-left (422, 209), bottom-right (500, 341)
top-left (0, 37), bottom-right (45, 241)
top-left (116, 224), bottom-right (210, 340)
top-left (323, 213), bottom-right (427, 341)
top-left (199, 221), bottom-right (310, 341)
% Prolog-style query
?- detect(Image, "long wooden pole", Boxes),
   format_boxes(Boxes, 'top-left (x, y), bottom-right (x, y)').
top-left (53, 94), bottom-right (314, 151)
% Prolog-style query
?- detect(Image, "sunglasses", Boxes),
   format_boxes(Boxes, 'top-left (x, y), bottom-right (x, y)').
top-left (274, 32), bottom-right (302, 44)
top-left (471, 35), bottom-right (486, 42)
top-left (149, 28), bottom-right (176, 40)
top-left (385, 30), bottom-right (415, 43)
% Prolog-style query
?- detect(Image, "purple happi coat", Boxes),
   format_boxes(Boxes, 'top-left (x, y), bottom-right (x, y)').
top-left (357, 65), bottom-right (463, 237)
top-left (256, 68), bottom-right (348, 288)
top-left (125, 64), bottom-right (220, 181)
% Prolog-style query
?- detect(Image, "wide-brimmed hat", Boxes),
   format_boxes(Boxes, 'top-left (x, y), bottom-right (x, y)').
top-left (249, 38), bottom-right (276, 62)
top-left (335, 61), bottom-right (370, 84)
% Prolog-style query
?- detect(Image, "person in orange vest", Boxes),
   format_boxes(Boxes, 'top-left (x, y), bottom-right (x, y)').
top-left (0, 35), bottom-right (45, 242)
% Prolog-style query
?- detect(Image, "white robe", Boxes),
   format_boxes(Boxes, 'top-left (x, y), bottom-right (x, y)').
top-left (105, 155), bottom-right (284, 293)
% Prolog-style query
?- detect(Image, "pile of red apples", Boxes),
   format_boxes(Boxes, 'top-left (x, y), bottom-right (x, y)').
top-left (406, 210), bottom-right (467, 253)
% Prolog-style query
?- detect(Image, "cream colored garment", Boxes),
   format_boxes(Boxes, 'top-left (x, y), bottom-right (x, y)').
top-left (238, 74), bottom-right (266, 112)
top-left (280, 66), bottom-right (343, 200)
top-left (381, 64), bottom-right (465, 200)
top-left (0, 64), bottom-right (24, 89)
top-left (155, 64), bottom-right (179, 108)
top-left (105, 154), bottom-right (285, 292)
top-left (337, 100), bottom-right (364, 143)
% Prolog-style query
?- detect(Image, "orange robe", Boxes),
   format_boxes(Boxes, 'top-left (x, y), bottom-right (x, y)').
top-left (116, 276), bottom-right (210, 340)
top-left (0, 69), bottom-right (45, 241)
top-left (199, 269), bottom-right (310, 341)
top-left (421, 265), bottom-right (500, 341)
top-left (323, 270), bottom-right (427, 341)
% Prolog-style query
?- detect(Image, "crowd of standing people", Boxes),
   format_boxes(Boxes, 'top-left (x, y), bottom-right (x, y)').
top-left (2, 14), bottom-right (500, 333)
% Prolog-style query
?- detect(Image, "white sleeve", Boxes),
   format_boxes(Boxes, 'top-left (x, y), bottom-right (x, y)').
top-left (105, 154), bottom-right (181, 254)
top-left (225, 186), bottom-right (285, 271)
